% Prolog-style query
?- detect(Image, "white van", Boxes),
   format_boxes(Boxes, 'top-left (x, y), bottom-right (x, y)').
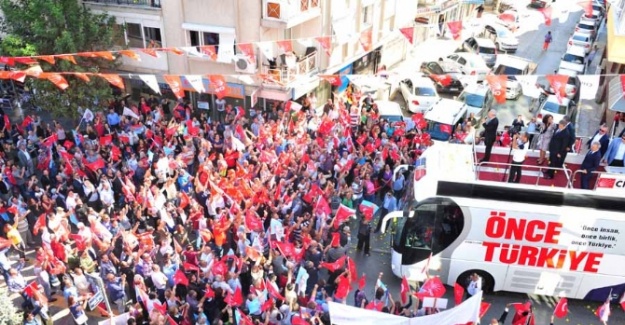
top-left (424, 98), bottom-right (467, 141)
top-left (493, 55), bottom-right (536, 100)
top-left (376, 100), bottom-right (404, 123)
top-left (481, 24), bottom-right (519, 52)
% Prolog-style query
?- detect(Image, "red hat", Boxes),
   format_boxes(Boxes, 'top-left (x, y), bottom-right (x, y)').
top-left (330, 232), bottom-right (340, 247)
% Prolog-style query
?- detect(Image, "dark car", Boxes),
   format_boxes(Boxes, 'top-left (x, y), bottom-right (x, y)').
top-left (529, 0), bottom-right (551, 9)
top-left (419, 61), bottom-right (465, 94)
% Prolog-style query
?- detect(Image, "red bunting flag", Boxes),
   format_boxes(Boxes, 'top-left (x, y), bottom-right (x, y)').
top-left (315, 36), bottom-right (333, 56)
top-left (399, 27), bottom-right (414, 44)
top-left (98, 74), bottom-right (125, 90)
top-left (78, 51), bottom-right (115, 60)
top-left (454, 282), bottom-right (465, 306)
top-left (163, 75), bottom-right (185, 99)
top-left (447, 21), bottom-right (463, 40)
top-left (400, 276), bottom-right (410, 304)
top-left (546, 74), bottom-right (569, 103)
top-left (208, 75), bottom-right (228, 100)
top-left (540, 7), bottom-right (552, 26)
top-left (277, 40), bottom-right (293, 53)
top-left (199, 46), bottom-right (218, 60)
top-left (319, 75), bottom-right (342, 87)
top-left (359, 28), bottom-right (373, 52)
top-left (57, 54), bottom-right (76, 64)
top-left (238, 43), bottom-right (256, 59)
top-left (553, 297), bottom-right (568, 318)
top-left (173, 270), bottom-right (189, 286)
top-left (486, 74), bottom-right (508, 104)
top-left (141, 48), bottom-right (159, 58)
top-left (119, 50), bottom-right (140, 61)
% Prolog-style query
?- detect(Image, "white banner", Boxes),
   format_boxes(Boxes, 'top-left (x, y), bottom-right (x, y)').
top-left (185, 75), bottom-right (205, 93)
top-left (256, 42), bottom-right (275, 59)
top-left (578, 75), bottom-right (600, 100)
top-left (329, 291), bottom-right (482, 325)
top-left (515, 75), bottom-right (541, 99)
top-left (138, 74), bottom-right (161, 94)
top-left (217, 33), bottom-right (236, 63)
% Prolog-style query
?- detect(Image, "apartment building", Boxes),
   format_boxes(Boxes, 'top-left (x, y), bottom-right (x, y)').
top-left (82, 0), bottom-right (423, 110)
top-left (602, 0), bottom-right (625, 124)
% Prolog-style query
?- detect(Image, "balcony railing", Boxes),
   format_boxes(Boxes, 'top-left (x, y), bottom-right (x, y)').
top-left (262, 0), bottom-right (321, 28)
top-left (82, 0), bottom-right (161, 8)
top-left (262, 51), bottom-right (317, 85)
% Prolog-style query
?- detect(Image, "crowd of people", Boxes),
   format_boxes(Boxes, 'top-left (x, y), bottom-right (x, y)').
top-left (0, 87), bottom-right (437, 325)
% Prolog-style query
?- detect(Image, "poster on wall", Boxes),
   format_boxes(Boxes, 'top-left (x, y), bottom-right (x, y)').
top-left (197, 101), bottom-right (210, 110)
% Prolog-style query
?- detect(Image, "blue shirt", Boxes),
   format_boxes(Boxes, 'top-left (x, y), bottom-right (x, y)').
top-left (107, 112), bottom-right (120, 126)
top-left (383, 195), bottom-right (397, 211)
top-left (106, 279), bottom-right (126, 301)
top-left (393, 176), bottom-right (404, 191)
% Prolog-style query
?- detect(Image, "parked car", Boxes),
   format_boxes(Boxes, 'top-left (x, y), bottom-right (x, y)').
top-left (567, 33), bottom-right (593, 54)
top-left (443, 53), bottom-right (491, 82)
top-left (461, 37), bottom-right (498, 67)
top-left (559, 46), bottom-right (586, 74)
top-left (538, 95), bottom-right (574, 124)
top-left (529, 0), bottom-right (550, 9)
top-left (480, 24), bottom-right (519, 52)
top-left (419, 61), bottom-right (465, 94)
top-left (556, 68), bottom-right (581, 100)
top-left (456, 83), bottom-right (494, 124)
top-left (575, 21), bottom-right (598, 40)
top-left (376, 100), bottom-right (404, 123)
top-left (397, 76), bottom-right (440, 113)
top-left (492, 55), bottom-right (536, 100)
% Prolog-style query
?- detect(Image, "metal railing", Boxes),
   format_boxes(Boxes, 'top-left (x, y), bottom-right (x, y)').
top-left (476, 161), bottom-right (573, 188)
top-left (83, 0), bottom-right (161, 8)
top-left (261, 51), bottom-right (317, 84)
top-left (569, 170), bottom-right (604, 190)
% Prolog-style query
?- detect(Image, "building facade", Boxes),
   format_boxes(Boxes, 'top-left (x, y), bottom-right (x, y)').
top-left (601, 0), bottom-right (625, 127)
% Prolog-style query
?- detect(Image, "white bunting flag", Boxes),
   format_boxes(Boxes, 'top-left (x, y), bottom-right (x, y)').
top-left (138, 74), bottom-right (161, 94)
top-left (515, 75), bottom-right (541, 99)
top-left (185, 75), bottom-right (205, 93)
top-left (82, 108), bottom-right (94, 122)
top-left (181, 46), bottom-right (205, 58)
top-left (578, 75), bottom-right (600, 100)
top-left (256, 41), bottom-right (275, 60)
top-left (217, 33), bottom-right (236, 63)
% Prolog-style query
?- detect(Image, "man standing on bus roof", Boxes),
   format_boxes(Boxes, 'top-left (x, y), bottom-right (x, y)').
top-left (480, 109), bottom-right (499, 163)
top-left (580, 142), bottom-right (602, 189)
top-left (545, 120), bottom-right (570, 179)
top-left (508, 133), bottom-right (529, 183)
top-left (602, 134), bottom-right (625, 167)
top-left (466, 273), bottom-right (482, 300)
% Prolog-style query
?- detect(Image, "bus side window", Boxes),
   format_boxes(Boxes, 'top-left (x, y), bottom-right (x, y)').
top-left (404, 204), bottom-right (437, 249)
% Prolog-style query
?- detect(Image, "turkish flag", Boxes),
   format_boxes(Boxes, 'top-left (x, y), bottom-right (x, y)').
top-left (334, 204), bottom-right (356, 226)
top-left (163, 75), bottom-right (185, 99)
top-left (302, 183), bottom-right (322, 204)
top-left (110, 145), bottom-right (121, 161)
top-left (546, 74), bottom-right (569, 103)
top-left (335, 275), bottom-right (351, 300)
top-left (319, 75), bottom-right (342, 87)
top-left (99, 134), bottom-right (112, 146)
top-left (237, 309), bottom-right (255, 325)
top-left (209, 75), bottom-right (228, 100)
top-left (245, 212), bottom-right (263, 232)
top-left (274, 241), bottom-right (296, 258)
top-left (320, 255), bottom-right (347, 273)
top-left (400, 276), bottom-right (410, 304)
top-left (85, 158), bottom-right (106, 171)
top-left (446, 21), bottom-right (463, 40)
top-left (238, 43), bottom-right (255, 59)
top-left (414, 277), bottom-right (446, 299)
top-left (347, 257), bottom-right (357, 281)
top-left (454, 282), bottom-right (465, 306)
top-left (316, 196), bottom-right (332, 217)
top-left (173, 270), bottom-right (189, 286)
top-left (439, 124), bottom-right (452, 134)
top-left (480, 302), bottom-right (491, 318)
top-left (183, 262), bottom-right (200, 273)
top-left (486, 75), bottom-right (508, 104)
top-left (366, 300), bottom-right (385, 311)
top-left (179, 192), bottom-right (190, 209)
top-left (358, 274), bottom-right (366, 290)
top-left (211, 260), bottom-right (227, 277)
top-left (33, 213), bottom-right (47, 236)
top-left (153, 301), bottom-right (167, 315)
top-left (359, 28), bottom-right (373, 52)
top-left (69, 234), bottom-right (87, 251)
top-left (200, 46), bottom-right (218, 60)
top-left (430, 74), bottom-right (453, 87)
top-left (553, 297), bottom-right (568, 318)
top-left (225, 286), bottom-right (244, 306)
top-left (399, 27), bottom-right (414, 44)
top-left (315, 36), bottom-right (333, 56)
top-left (261, 297), bottom-right (274, 312)
top-left (23, 281), bottom-right (40, 298)
top-left (511, 302), bottom-right (535, 325)
top-left (540, 7), bottom-right (552, 26)
top-left (267, 282), bottom-right (285, 301)
top-left (412, 112), bottom-right (427, 129)
top-left (291, 315), bottom-right (310, 325)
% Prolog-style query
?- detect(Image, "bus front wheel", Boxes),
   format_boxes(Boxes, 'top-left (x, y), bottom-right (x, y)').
top-left (456, 270), bottom-right (495, 294)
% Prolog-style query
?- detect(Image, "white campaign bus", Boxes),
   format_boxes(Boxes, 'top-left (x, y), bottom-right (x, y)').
top-left (381, 142), bottom-right (625, 301)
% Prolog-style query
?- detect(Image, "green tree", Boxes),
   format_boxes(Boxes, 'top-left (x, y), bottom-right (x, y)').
top-left (0, 0), bottom-right (124, 119)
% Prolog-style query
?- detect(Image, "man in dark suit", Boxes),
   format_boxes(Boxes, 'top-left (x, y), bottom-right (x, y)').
top-left (545, 120), bottom-right (569, 179)
top-left (563, 116), bottom-right (576, 156)
top-left (587, 125), bottom-right (610, 157)
top-left (480, 109), bottom-right (499, 163)
top-left (580, 142), bottom-right (602, 189)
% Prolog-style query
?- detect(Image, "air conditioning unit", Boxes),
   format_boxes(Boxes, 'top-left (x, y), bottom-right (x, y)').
top-left (234, 54), bottom-right (257, 74)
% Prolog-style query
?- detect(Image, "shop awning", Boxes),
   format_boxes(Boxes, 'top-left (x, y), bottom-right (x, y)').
top-left (607, 75), bottom-right (625, 112)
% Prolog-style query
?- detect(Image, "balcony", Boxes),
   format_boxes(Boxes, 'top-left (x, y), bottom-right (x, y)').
top-left (262, 0), bottom-right (321, 29)
top-left (82, 0), bottom-right (161, 9)
top-left (261, 51), bottom-right (317, 85)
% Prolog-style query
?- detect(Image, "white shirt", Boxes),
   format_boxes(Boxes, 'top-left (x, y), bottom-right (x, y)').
top-left (151, 271), bottom-right (168, 290)
top-left (592, 132), bottom-right (603, 145)
top-left (512, 140), bottom-right (529, 163)
top-left (467, 277), bottom-right (482, 296)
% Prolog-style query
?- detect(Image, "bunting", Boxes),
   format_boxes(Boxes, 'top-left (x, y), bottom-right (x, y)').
top-left (315, 36), bottom-right (333, 56)
top-left (399, 27), bottom-right (414, 44)
top-left (359, 28), bottom-right (373, 52)
top-left (98, 73), bottom-right (125, 90)
top-left (163, 75), bottom-right (185, 99)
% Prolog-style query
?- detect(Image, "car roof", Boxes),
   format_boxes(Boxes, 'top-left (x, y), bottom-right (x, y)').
top-left (557, 68), bottom-right (578, 77)
top-left (571, 33), bottom-right (591, 40)
top-left (545, 95), bottom-right (571, 105)
top-left (473, 38), bottom-right (496, 47)
top-left (407, 77), bottom-right (436, 88)
top-left (449, 52), bottom-right (484, 61)
top-left (495, 55), bottom-right (530, 69)
top-left (565, 46), bottom-right (586, 56)
top-left (424, 98), bottom-right (467, 125)
top-left (578, 19), bottom-right (596, 27)
top-left (376, 100), bottom-right (403, 116)
top-left (461, 83), bottom-right (490, 96)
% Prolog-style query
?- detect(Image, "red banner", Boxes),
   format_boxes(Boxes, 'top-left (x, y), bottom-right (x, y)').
top-left (200, 46), bottom-right (218, 60)
top-left (399, 27), bottom-right (414, 44)
top-left (57, 54), bottom-right (76, 64)
top-left (546, 74), bottom-right (569, 103)
top-left (98, 74), bottom-right (125, 90)
top-left (486, 75), bottom-right (508, 104)
top-left (447, 21), bottom-right (463, 40)
top-left (578, 1), bottom-right (593, 16)
top-left (141, 48), bottom-right (159, 58)
top-left (119, 50), bottom-right (140, 61)
top-left (540, 7), bottom-right (552, 26)
top-left (42, 73), bottom-right (69, 90)
top-left (209, 75), bottom-right (228, 100)
top-left (359, 28), bottom-right (373, 52)
top-left (319, 74), bottom-right (342, 87)
top-left (238, 43), bottom-right (255, 59)
top-left (315, 36), bottom-right (333, 56)
top-left (77, 51), bottom-right (115, 61)
top-left (277, 40), bottom-right (293, 53)
top-left (163, 74), bottom-right (185, 99)
top-left (72, 73), bottom-right (90, 82)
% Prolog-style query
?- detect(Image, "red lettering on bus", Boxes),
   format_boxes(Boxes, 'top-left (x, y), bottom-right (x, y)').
top-left (485, 213), bottom-right (562, 244)
top-left (481, 241), bottom-right (603, 273)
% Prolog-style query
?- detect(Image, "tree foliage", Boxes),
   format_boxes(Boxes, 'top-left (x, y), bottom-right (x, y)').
top-left (0, 0), bottom-right (123, 118)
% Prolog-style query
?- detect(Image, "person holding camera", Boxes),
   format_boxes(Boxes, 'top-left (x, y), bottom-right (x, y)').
top-left (508, 133), bottom-right (529, 183)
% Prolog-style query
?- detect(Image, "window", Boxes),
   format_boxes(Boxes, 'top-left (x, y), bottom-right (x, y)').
top-left (189, 31), bottom-right (220, 48)
top-left (126, 23), bottom-right (144, 48)
top-left (144, 27), bottom-right (162, 48)
top-left (362, 5), bottom-right (373, 26)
